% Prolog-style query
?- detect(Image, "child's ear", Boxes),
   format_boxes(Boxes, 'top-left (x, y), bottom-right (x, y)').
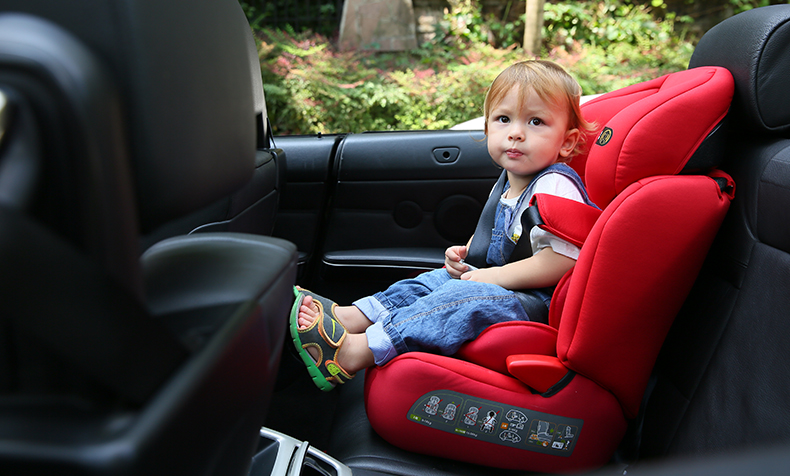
top-left (559, 128), bottom-right (580, 158)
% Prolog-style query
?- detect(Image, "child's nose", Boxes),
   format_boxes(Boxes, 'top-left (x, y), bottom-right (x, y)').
top-left (509, 126), bottom-right (525, 141)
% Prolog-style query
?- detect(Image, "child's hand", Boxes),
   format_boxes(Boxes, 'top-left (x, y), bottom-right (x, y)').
top-left (460, 266), bottom-right (501, 285)
top-left (445, 245), bottom-right (470, 279)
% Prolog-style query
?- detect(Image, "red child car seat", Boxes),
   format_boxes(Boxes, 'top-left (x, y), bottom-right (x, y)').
top-left (362, 66), bottom-right (735, 472)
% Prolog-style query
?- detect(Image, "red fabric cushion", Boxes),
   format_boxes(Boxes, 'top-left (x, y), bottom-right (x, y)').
top-left (549, 267), bottom-right (574, 330)
top-left (454, 321), bottom-right (557, 375)
top-left (556, 173), bottom-right (732, 418)
top-left (531, 194), bottom-right (602, 248)
top-left (579, 67), bottom-right (733, 207)
top-left (365, 353), bottom-right (627, 472)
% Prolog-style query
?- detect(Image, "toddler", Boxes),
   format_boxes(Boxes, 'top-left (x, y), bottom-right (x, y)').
top-left (291, 60), bottom-right (597, 391)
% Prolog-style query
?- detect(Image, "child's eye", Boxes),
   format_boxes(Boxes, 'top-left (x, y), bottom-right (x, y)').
top-left (496, 115), bottom-right (510, 124)
top-left (529, 118), bottom-right (543, 126)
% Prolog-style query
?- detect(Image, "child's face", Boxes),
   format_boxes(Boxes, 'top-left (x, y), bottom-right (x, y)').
top-left (486, 86), bottom-right (579, 183)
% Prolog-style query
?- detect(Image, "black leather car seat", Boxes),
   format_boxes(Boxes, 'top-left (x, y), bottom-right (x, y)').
top-left (0, 1), bottom-right (295, 475)
top-left (639, 4), bottom-right (790, 462)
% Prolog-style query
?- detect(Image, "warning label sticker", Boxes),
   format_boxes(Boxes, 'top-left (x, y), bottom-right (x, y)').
top-left (406, 391), bottom-right (582, 457)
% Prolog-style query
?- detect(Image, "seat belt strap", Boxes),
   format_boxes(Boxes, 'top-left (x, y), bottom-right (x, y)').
top-left (465, 170), bottom-right (507, 269)
top-left (508, 203), bottom-right (545, 262)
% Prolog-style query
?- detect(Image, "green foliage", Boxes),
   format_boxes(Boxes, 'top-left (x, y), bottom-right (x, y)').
top-left (254, 0), bottom-right (697, 135)
top-left (553, 40), bottom-right (694, 95)
top-left (728, 0), bottom-right (772, 14)
top-left (431, 0), bottom-right (524, 49)
top-left (388, 53), bottom-right (513, 130)
top-left (440, 0), bottom-right (491, 45)
top-left (258, 29), bottom-right (518, 134)
top-left (239, 0), bottom-right (339, 36)
top-left (542, 1), bottom-right (691, 50)
top-left (541, 1), bottom-right (695, 95)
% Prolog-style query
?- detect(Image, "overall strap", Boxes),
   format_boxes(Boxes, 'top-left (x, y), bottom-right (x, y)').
top-left (466, 164), bottom-right (593, 268)
top-left (465, 170), bottom-right (507, 269)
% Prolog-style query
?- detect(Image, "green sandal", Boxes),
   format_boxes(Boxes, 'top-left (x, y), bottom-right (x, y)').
top-left (289, 287), bottom-right (355, 391)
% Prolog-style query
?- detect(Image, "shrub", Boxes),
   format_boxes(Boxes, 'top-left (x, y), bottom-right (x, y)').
top-left (259, 30), bottom-right (403, 134)
top-left (258, 29), bottom-right (524, 134)
top-left (543, 1), bottom-right (685, 50)
top-left (255, 0), bottom-right (696, 135)
top-left (542, 1), bottom-right (695, 95)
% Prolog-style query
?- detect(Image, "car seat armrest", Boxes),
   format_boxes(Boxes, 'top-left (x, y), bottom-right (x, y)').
top-left (454, 321), bottom-right (557, 375)
top-left (530, 194), bottom-right (602, 248)
top-left (506, 354), bottom-right (570, 393)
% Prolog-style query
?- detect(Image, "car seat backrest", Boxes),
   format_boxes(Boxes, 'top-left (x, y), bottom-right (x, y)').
top-left (550, 66), bottom-right (734, 419)
top-left (0, 0), bottom-right (259, 299)
top-left (111, 1), bottom-right (259, 233)
top-left (640, 4), bottom-right (790, 459)
top-left (690, 5), bottom-right (790, 135)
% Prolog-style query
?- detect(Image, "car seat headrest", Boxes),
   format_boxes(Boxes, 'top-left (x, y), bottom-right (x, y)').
top-left (690, 4), bottom-right (790, 136)
top-left (576, 67), bottom-right (733, 207)
top-left (127, 2), bottom-right (259, 232)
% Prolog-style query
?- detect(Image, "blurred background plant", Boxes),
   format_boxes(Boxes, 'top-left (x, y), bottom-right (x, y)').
top-left (242, 0), bottom-right (780, 134)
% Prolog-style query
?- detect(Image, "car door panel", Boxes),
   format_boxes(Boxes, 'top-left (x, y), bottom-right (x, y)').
top-left (274, 130), bottom-right (500, 302)
top-left (271, 134), bottom-right (343, 268)
top-left (336, 130), bottom-right (493, 180)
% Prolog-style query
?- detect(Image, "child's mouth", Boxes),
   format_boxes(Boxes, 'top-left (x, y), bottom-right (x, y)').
top-left (506, 149), bottom-right (523, 158)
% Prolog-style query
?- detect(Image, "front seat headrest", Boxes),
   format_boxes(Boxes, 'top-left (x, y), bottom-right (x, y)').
top-left (2, 0), bottom-right (259, 232)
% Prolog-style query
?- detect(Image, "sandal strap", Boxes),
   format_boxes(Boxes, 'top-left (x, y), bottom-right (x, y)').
top-left (290, 287), bottom-right (355, 391)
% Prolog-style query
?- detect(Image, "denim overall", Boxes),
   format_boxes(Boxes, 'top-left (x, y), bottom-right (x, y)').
top-left (356, 163), bottom-right (593, 366)
top-left (485, 179), bottom-right (530, 267)
top-left (484, 163), bottom-right (595, 312)
top-left (481, 163), bottom-right (593, 268)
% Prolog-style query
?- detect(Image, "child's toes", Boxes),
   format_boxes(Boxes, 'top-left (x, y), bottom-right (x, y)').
top-left (300, 303), bottom-right (318, 319)
top-left (297, 314), bottom-right (313, 329)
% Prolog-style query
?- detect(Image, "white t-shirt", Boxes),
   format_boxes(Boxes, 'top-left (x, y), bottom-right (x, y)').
top-left (498, 173), bottom-right (584, 260)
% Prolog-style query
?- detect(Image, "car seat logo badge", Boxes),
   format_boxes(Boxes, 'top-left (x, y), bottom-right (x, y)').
top-left (407, 391), bottom-right (583, 456)
top-left (596, 127), bottom-right (613, 146)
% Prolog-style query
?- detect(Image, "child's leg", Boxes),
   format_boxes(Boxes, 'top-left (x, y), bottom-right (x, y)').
top-left (335, 332), bottom-right (375, 375)
top-left (298, 268), bottom-right (454, 332)
top-left (352, 268), bottom-right (455, 323)
top-left (295, 268), bottom-right (457, 374)
top-left (297, 296), bottom-right (371, 333)
top-left (370, 279), bottom-right (529, 364)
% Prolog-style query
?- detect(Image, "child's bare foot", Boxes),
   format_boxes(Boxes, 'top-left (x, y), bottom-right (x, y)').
top-left (297, 295), bottom-right (373, 333)
top-left (296, 295), bottom-right (375, 375)
top-left (297, 296), bottom-right (319, 329)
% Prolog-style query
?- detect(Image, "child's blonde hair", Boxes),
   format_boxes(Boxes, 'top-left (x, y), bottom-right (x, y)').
top-left (484, 60), bottom-right (595, 161)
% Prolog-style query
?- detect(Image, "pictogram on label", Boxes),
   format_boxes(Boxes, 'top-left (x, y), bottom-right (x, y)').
top-left (407, 391), bottom-right (583, 457)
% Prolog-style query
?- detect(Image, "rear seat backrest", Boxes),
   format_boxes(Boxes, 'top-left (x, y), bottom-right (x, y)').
top-left (640, 4), bottom-right (790, 459)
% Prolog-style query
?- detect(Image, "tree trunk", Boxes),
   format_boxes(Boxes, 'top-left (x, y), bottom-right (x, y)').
top-left (523, 0), bottom-right (545, 55)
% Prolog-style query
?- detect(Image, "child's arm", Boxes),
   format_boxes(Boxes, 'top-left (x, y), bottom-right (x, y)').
top-left (459, 172), bottom-right (585, 288)
top-left (460, 247), bottom-right (574, 290)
